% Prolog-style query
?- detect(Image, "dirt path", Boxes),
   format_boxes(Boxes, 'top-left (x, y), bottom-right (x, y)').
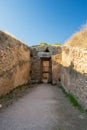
top-left (0, 83), bottom-right (87, 130)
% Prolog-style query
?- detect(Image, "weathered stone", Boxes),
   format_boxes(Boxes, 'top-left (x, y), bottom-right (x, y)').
top-left (52, 53), bottom-right (62, 84)
top-left (0, 31), bottom-right (30, 96)
top-left (61, 46), bottom-right (87, 108)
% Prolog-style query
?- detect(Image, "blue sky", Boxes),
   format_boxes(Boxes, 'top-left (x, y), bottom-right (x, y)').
top-left (0, 0), bottom-right (87, 46)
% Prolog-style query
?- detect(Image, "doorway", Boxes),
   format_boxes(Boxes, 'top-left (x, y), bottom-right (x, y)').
top-left (41, 58), bottom-right (52, 83)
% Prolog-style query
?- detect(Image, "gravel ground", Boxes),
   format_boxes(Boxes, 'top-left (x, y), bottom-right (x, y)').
top-left (0, 83), bottom-right (87, 130)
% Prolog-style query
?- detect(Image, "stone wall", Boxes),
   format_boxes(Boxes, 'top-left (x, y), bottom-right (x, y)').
top-left (0, 31), bottom-right (30, 96)
top-left (61, 46), bottom-right (87, 108)
top-left (30, 56), bottom-right (41, 83)
top-left (52, 53), bottom-right (62, 84)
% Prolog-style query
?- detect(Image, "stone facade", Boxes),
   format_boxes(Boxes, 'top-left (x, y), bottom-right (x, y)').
top-left (0, 31), bottom-right (30, 96)
top-left (30, 45), bottom-right (62, 83)
top-left (61, 46), bottom-right (87, 108)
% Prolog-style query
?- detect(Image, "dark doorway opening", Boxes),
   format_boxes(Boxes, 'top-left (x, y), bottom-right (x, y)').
top-left (40, 58), bottom-right (52, 83)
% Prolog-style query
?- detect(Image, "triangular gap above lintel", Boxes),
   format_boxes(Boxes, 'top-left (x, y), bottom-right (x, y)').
top-left (44, 47), bottom-right (50, 52)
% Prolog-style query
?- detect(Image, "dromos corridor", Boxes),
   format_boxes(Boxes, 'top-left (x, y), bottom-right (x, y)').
top-left (0, 84), bottom-right (87, 130)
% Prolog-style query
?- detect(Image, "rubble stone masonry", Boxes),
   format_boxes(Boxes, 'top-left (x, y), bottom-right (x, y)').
top-left (0, 31), bottom-right (30, 96)
top-left (52, 53), bottom-right (62, 84)
top-left (61, 46), bottom-right (87, 108)
top-left (30, 56), bottom-right (41, 83)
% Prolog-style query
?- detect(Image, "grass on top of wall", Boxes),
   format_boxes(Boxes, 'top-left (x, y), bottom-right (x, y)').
top-left (59, 85), bottom-right (87, 113)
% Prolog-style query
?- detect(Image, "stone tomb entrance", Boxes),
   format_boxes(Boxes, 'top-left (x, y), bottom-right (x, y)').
top-left (38, 48), bottom-right (52, 83)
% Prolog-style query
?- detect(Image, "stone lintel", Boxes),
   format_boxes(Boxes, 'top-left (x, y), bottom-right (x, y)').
top-left (38, 52), bottom-right (51, 58)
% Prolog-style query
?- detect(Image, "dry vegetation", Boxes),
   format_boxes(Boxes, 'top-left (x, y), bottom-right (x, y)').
top-left (64, 25), bottom-right (87, 48)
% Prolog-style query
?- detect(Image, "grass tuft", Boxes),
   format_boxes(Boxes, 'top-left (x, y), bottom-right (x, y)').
top-left (59, 85), bottom-right (87, 113)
